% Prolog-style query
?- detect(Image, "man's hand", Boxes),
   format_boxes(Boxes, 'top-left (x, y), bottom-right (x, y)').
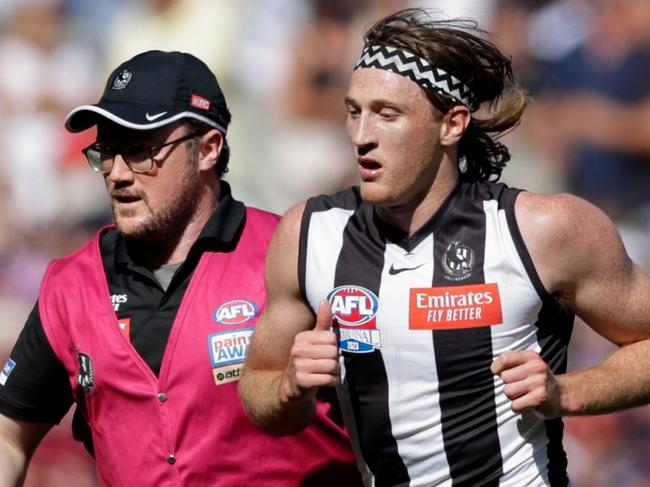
top-left (491, 350), bottom-right (563, 418)
top-left (279, 300), bottom-right (340, 405)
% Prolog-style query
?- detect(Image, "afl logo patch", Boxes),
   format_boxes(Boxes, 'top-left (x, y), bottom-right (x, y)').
top-left (112, 68), bottom-right (132, 90)
top-left (327, 286), bottom-right (381, 353)
top-left (214, 299), bottom-right (258, 325)
top-left (442, 241), bottom-right (475, 281)
top-left (327, 286), bottom-right (378, 328)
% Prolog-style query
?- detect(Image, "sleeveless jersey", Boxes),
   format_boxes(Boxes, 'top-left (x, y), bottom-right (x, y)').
top-left (40, 207), bottom-right (361, 486)
top-left (299, 182), bottom-right (574, 487)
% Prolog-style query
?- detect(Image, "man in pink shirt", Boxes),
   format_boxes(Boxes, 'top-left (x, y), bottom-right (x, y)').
top-left (0, 50), bottom-right (361, 486)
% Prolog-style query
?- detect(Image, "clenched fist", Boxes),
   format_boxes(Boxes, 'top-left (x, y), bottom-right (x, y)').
top-left (280, 300), bottom-right (340, 404)
top-left (491, 350), bottom-right (563, 419)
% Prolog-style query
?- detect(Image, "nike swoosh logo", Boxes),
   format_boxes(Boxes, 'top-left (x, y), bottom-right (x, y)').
top-left (145, 111), bottom-right (168, 121)
top-left (388, 263), bottom-right (424, 275)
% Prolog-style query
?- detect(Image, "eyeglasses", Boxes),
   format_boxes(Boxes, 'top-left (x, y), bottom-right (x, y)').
top-left (82, 131), bottom-right (201, 174)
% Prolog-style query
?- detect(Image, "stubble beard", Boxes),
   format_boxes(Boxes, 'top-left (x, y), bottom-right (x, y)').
top-left (360, 179), bottom-right (391, 207)
top-left (113, 169), bottom-right (203, 243)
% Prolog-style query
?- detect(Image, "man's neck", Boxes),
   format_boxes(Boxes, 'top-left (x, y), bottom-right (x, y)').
top-left (161, 201), bottom-right (217, 264)
top-left (130, 186), bottom-right (220, 268)
top-left (376, 162), bottom-right (459, 236)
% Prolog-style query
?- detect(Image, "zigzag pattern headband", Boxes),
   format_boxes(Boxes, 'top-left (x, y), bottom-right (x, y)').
top-left (355, 45), bottom-right (478, 112)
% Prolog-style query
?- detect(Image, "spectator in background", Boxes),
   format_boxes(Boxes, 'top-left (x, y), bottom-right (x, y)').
top-left (102, 0), bottom-right (240, 83)
top-left (422, 0), bottom-right (497, 27)
top-left (491, 2), bottom-right (650, 486)
top-left (0, 0), bottom-right (102, 226)
top-left (488, 0), bottom-right (589, 196)
top-left (524, 0), bottom-right (650, 223)
top-left (0, 2), bottom-right (104, 485)
top-left (492, 0), bottom-right (650, 269)
top-left (252, 0), bottom-right (364, 211)
top-left (222, 0), bottom-right (312, 210)
top-left (285, 0), bottom-right (360, 122)
top-left (61, 0), bottom-right (126, 55)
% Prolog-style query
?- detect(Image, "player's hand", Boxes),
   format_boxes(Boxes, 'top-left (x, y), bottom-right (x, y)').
top-left (280, 300), bottom-right (339, 404)
top-left (491, 350), bottom-right (562, 418)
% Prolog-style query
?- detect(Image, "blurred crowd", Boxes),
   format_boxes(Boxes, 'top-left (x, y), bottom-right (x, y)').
top-left (0, 0), bottom-right (648, 485)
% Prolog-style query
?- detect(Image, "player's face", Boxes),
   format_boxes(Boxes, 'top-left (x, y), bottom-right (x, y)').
top-left (345, 68), bottom-right (444, 209)
top-left (98, 122), bottom-right (203, 241)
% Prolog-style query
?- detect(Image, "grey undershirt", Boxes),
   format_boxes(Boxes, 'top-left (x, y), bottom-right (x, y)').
top-left (152, 262), bottom-right (183, 292)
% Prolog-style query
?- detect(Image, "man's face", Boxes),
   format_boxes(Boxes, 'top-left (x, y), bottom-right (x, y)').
top-left (345, 68), bottom-right (444, 209)
top-left (97, 122), bottom-right (202, 241)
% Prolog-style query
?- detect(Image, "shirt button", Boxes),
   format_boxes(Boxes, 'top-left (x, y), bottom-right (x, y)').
top-left (158, 393), bottom-right (168, 402)
top-left (167, 454), bottom-right (176, 465)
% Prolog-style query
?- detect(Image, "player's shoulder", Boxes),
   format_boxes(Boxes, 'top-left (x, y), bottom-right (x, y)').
top-left (515, 191), bottom-right (628, 290)
top-left (515, 191), bottom-right (618, 243)
top-left (279, 201), bottom-right (307, 230)
top-left (267, 202), bottom-right (307, 255)
top-left (277, 186), bottom-right (363, 237)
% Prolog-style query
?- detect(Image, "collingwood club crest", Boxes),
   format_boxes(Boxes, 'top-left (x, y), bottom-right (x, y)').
top-left (442, 241), bottom-right (475, 281)
top-left (76, 352), bottom-right (95, 393)
top-left (112, 68), bottom-right (132, 90)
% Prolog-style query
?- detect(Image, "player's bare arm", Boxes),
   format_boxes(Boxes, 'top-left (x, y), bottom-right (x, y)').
top-left (239, 203), bottom-right (339, 435)
top-left (492, 191), bottom-right (650, 417)
top-left (0, 414), bottom-right (51, 486)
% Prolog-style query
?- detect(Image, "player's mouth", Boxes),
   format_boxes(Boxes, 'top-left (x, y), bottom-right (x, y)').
top-left (357, 157), bottom-right (382, 180)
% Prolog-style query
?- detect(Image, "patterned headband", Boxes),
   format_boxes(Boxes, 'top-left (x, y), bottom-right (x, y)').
top-left (355, 45), bottom-right (478, 112)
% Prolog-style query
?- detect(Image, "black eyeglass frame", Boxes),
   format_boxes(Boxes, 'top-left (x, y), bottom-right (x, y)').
top-left (82, 130), bottom-right (203, 174)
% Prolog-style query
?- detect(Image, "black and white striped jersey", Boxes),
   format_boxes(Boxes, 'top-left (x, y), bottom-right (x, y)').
top-left (298, 182), bottom-right (574, 487)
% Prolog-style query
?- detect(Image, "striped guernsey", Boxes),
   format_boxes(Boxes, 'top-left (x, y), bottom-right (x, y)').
top-left (299, 181), bottom-right (574, 487)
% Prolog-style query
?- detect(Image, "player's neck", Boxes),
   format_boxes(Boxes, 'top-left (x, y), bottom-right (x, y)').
top-left (377, 161), bottom-right (459, 236)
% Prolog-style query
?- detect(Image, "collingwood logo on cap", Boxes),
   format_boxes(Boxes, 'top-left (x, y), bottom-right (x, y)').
top-left (112, 69), bottom-right (133, 91)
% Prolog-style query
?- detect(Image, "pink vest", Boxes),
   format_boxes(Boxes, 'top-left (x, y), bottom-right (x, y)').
top-left (39, 208), bottom-right (361, 486)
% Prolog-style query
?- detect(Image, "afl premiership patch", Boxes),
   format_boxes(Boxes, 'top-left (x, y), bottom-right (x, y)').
top-left (208, 328), bottom-right (253, 385)
top-left (328, 285), bottom-right (381, 353)
top-left (442, 241), bottom-right (475, 281)
top-left (409, 283), bottom-right (503, 330)
top-left (76, 352), bottom-right (95, 393)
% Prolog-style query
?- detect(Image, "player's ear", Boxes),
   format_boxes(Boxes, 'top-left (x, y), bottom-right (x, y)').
top-left (440, 106), bottom-right (470, 146)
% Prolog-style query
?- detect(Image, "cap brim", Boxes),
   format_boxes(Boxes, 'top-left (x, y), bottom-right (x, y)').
top-left (64, 102), bottom-right (226, 133)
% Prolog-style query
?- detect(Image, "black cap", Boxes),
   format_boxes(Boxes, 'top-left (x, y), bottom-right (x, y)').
top-left (65, 50), bottom-right (230, 134)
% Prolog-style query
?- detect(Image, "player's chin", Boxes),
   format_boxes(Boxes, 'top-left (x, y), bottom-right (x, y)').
top-left (359, 182), bottom-right (390, 206)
